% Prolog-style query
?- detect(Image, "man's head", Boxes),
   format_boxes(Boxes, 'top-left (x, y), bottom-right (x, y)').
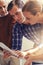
top-left (0, 0), bottom-right (8, 16)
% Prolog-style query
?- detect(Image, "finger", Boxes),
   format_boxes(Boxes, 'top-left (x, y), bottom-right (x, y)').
top-left (24, 59), bottom-right (31, 65)
top-left (24, 55), bottom-right (29, 59)
top-left (3, 50), bottom-right (11, 59)
top-left (3, 53), bottom-right (11, 59)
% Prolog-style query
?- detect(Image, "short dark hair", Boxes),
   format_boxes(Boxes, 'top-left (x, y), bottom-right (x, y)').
top-left (7, 1), bottom-right (14, 11)
top-left (15, 0), bottom-right (24, 8)
top-left (22, 1), bottom-right (41, 15)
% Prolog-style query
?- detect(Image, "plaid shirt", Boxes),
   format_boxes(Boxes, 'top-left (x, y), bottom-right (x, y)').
top-left (12, 23), bottom-right (23, 50)
top-left (12, 22), bottom-right (42, 50)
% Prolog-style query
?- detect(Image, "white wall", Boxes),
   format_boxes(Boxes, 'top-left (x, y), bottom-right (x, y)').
top-left (22, 36), bottom-right (34, 51)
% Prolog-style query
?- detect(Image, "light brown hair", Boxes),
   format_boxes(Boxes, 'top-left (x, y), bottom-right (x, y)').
top-left (22, 1), bottom-right (41, 15)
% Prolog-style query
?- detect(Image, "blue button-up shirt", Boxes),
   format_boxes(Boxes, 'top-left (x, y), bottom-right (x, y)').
top-left (12, 22), bottom-right (42, 50)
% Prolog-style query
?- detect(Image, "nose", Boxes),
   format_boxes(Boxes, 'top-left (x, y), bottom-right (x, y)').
top-left (2, 7), bottom-right (5, 12)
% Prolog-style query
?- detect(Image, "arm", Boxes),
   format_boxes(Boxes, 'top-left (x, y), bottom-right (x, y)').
top-left (24, 44), bottom-right (43, 60)
top-left (24, 53), bottom-right (43, 65)
top-left (30, 53), bottom-right (43, 60)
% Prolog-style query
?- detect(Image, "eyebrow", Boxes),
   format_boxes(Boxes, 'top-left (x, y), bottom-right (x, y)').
top-left (26, 17), bottom-right (30, 20)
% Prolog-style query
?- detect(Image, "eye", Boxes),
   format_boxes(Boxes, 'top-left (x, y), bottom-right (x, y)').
top-left (15, 12), bottom-right (19, 15)
top-left (12, 15), bottom-right (15, 17)
top-left (0, 7), bottom-right (2, 9)
top-left (26, 17), bottom-right (30, 20)
top-left (3, 6), bottom-right (6, 8)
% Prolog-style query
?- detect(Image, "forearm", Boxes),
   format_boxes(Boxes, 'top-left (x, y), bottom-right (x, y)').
top-left (29, 47), bottom-right (43, 60)
top-left (24, 44), bottom-right (43, 60)
top-left (31, 53), bottom-right (43, 60)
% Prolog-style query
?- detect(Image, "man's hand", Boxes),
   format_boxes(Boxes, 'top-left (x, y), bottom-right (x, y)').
top-left (24, 55), bottom-right (32, 65)
top-left (13, 50), bottom-right (24, 58)
top-left (24, 58), bottom-right (32, 65)
top-left (24, 52), bottom-right (31, 59)
top-left (3, 49), bottom-right (11, 59)
top-left (24, 52), bottom-right (33, 65)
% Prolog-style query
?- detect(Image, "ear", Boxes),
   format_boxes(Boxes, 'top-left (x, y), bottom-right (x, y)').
top-left (36, 12), bottom-right (41, 16)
